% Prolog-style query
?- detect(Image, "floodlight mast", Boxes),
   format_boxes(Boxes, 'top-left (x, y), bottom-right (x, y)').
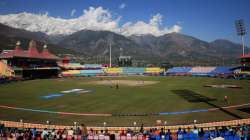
top-left (235, 19), bottom-right (247, 56)
top-left (107, 35), bottom-right (113, 68)
top-left (241, 35), bottom-right (245, 56)
top-left (109, 41), bottom-right (112, 67)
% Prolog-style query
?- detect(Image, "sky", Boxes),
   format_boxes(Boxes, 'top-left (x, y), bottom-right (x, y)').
top-left (0, 0), bottom-right (249, 46)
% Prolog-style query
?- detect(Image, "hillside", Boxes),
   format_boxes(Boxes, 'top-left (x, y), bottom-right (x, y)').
top-left (0, 24), bottom-right (77, 56)
top-left (0, 23), bottom-right (248, 66)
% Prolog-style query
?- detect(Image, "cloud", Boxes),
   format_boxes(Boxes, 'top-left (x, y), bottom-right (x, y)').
top-left (121, 13), bottom-right (182, 36)
top-left (0, 6), bottom-right (182, 36)
top-left (119, 3), bottom-right (126, 9)
top-left (70, 9), bottom-right (76, 17)
top-left (79, 7), bottom-right (120, 32)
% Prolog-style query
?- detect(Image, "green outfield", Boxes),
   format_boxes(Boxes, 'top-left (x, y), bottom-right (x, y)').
top-left (0, 76), bottom-right (250, 126)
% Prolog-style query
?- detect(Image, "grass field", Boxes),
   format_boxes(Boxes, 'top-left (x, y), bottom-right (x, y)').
top-left (0, 76), bottom-right (250, 126)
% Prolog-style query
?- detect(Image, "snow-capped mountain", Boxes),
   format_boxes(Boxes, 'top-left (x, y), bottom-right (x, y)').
top-left (0, 12), bottom-right (116, 35)
top-left (0, 7), bottom-right (181, 36)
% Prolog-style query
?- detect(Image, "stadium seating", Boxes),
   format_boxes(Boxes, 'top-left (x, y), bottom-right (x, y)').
top-left (121, 67), bottom-right (145, 75)
top-left (209, 67), bottom-right (233, 77)
top-left (60, 63), bottom-right (102, 70)
top-left (60, 66), bottom-right (234, 77)
top-left (166, 66), bottom-right (233, 77)
top-left (60, 63), bottom-right (82, 70)
top-left (79, 69), bottom-right (104, 76)
top-left (61, 63), bottom-right (105, 76)
top-left (240, 71), bottom-right (250, 75)
top-left (60, 63), bottom-right (166, 77)
top-left (62, 70), bottom-right (81, 76)
top-left (83, 64), bottom-right (102, 69)
top-left (144, 67), bottom-right (164, 75)
top-left (104, 67), bottom-right (123, 75)
top-left (166, 67), bottom-right (192, 76)
top-left (190, 67), bottom-right (216, 76)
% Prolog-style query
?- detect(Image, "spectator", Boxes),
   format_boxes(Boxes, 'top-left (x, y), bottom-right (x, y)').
top-left (165, 129), bottom-right (171, 140)
top-left (104, 128), bottom-right (110, 136)
top-left (126, 129), bottom-right (132, 137)
top-left (16, 130), bottom-right (24, 140)
top-left (177, 127), bottom-right (183, 139)
top-left (31, 128), bottom-right (37, 138)
top-left (75, 126), bottom-right (81, 135)
top-left (183, 129), bottom-right (188, 139)
top-left (199, 128), bottom-right (205, 139)
top-left (242, 124), bottom-right (249, 140)
top-left (35, 131), bottom-right (41, 140)
top-left (51, 128), bottom-right (56, 138)
top-left (193, 126), bottom-right (199, 135)
top-left (81, 124), bottom-right (88, 140)
top-left (99, 130), bottom-right (105, 139)
top-left (67, 128), bottom-right (74, 136)
top-left (2, 132), bottom-right (7, 140)
top-left (110, 133), bottom-right (115, 140)
top-left (0, 123), bottom-right (5, 136)
top-left (88, 128), bottom-right (94, 136)
top-left (113, 130), bottom-right (120, 139)
top-left (8, 133), bottom-right (14, 140)
top-left (41, 128), bottom-right (48, 139)
top-left (140, 123), bottom-right (144, 133)
top-left (56, 129), bottom-right (62, 139)
top-left (120, 129), bottom-right (125, 136)
top-left (0, 122), bottom-right (249, 140)
top-left (148, 128), bottom-right (155, 139)
top-left (160, 127), bottom-right (165, 138)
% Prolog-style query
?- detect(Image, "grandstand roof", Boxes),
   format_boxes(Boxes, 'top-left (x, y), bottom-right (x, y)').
top-left (240, 53), bottom-right (250, 58)
top-left (0, 40), bottom-right (60, 60)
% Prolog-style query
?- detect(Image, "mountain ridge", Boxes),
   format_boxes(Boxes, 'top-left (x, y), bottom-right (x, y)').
top-left (0, 23), bottom-right (248, 66)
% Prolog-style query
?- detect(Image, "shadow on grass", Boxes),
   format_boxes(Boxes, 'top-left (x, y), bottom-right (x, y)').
top-left (172, 89), bottom-right (243, 119)
top-left (238, 107), bottom-right (250, 114)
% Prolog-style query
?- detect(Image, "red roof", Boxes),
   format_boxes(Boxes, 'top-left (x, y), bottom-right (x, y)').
top-left (27, 40), bottom-right (40, 58)
top-left (240, 53), bottom-right (250, 59)
top-left (41, 47), bottom-right (59, 59)
top-left (0, 40), bottom-right (59, 60)
top-left (63, 55), bottom-right (71, 61)
top-left (14, 45), bottom-right (22, 54)
top-left (0, 50), bottom-right (15, 59)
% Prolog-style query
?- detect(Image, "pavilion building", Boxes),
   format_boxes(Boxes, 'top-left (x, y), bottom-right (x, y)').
top-left (0, 40), bottom-right (60, 78)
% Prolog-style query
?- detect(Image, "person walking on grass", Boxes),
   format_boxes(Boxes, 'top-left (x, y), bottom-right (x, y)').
top-left (224, 95), bottom-right (228, 104)
top-left (116, 83), bottom-right (119, 89)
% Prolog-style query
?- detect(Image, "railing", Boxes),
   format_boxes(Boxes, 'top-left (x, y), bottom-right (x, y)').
top-left (1, 119), bottom-right (250, 132)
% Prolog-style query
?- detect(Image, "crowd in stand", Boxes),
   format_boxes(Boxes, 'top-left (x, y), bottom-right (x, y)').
top-left (0, 77), bottom-right (16, 84)
top-left (0, 123), bottom-right (249, 140)
top-left (0, 76), bottom-right (24, 84)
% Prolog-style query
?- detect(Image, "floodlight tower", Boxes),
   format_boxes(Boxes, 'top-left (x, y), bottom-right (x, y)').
top-left (235, 19), bottom-right (247, 56)
top-left (108, 35), bottom-right (113, 67)
top-left (109, 41), bottom-right (112, 67)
